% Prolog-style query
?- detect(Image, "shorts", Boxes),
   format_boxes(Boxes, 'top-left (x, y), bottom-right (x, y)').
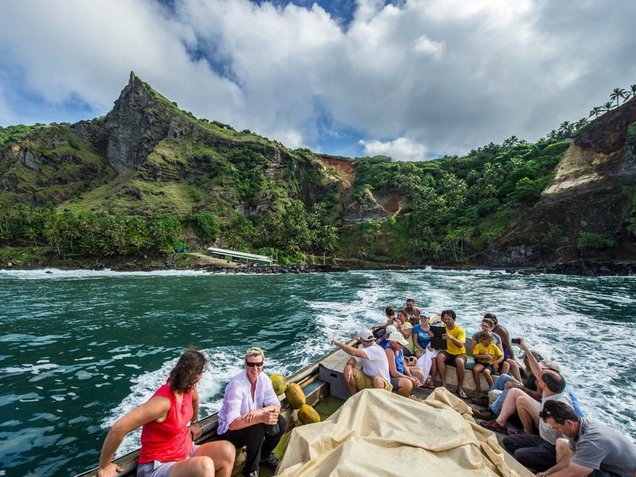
top-left (441, 352), bottom-right (467, 365)
top-left (353, 367), bottom-right (393, 392)
top-left (475, 363), bottom-right (495, 373)
top-left (137, 445), bottom-right (200, 477)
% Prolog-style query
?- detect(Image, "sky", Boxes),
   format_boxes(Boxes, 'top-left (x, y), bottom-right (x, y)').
top-left (1, 1), bottom-right (635, 161)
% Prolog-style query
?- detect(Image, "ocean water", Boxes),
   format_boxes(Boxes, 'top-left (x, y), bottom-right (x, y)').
top-left (0, 268), bottom-right (634, 476)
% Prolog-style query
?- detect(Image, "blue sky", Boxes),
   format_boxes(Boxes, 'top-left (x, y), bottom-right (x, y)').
top-left (1, 1), bottom-right (635, 160)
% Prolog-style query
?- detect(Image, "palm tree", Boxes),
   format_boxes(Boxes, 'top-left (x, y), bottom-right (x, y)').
top-left (630, 84), bottom-right (636, 99)
top-left (589, 106), bottom-right (602, 118)
top-left (558, 121), bottom-right (571, 136)
top-left (603, 101), bottom-right (614, 112)
top-left (610, 88), bottom-right (627, 107)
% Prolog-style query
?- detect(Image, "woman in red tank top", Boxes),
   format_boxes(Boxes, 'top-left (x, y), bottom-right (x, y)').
top-left (96, 349), bottom-right (235, 477)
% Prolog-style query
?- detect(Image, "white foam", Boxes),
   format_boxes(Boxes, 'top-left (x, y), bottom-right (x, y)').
top-left (0, 268), bottom-right (211, 280)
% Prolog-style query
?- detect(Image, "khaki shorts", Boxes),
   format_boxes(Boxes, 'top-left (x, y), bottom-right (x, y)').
top-left (353, 367), bottom-right (393, 392)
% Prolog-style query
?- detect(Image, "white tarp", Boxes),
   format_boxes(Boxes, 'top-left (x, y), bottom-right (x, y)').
top-left (277, 388), bottom-right (533, 477)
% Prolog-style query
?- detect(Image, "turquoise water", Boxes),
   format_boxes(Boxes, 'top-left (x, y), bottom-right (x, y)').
top-left (0, 268), bottom-right (634, 476)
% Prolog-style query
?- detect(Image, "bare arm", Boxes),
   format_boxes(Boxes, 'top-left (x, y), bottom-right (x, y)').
top-left (497, 326), bottom-right (515, 359)
top-left (332, 338), bottom-right (368, 359)
top-left (228, 407), bottom-right (279, 431)
top-left (539, 461), bottom-right (593, 477)
top-left (384, 348), bottom-right (400, 378)
top-left (190, 387), bottom-right (202, 440)
top-left (518, 338), bottom-right (542, 379)
top-left (97, 396), bottom-right (171, 477)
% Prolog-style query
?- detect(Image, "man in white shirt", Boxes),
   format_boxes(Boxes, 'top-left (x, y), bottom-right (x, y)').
top-left (332, 328), bottom-right (392, 395)
top-left (217, 347), bottom-right (286, 477)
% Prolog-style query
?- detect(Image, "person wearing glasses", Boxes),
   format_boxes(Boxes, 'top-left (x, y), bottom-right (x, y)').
top-left (217, 347), bottom-right (286, 477)
top-left (97, 349), bottom-right (235, 477)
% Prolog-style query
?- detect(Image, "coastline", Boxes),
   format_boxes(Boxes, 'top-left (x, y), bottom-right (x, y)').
top-left (1, 248), bottom-right (634, 276)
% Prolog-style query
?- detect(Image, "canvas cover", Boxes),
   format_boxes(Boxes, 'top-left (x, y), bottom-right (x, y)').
top-left (277, 387), bottom-right (533, 477)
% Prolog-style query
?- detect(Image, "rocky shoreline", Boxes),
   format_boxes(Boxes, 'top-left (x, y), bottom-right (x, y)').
top-left (1, 250), bottom-right (634, 276)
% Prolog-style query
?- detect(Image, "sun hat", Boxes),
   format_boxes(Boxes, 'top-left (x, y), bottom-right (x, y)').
top-left (540, 360), bottom-right (561, 373)
top-left (387, 331), bottom-right (409, 347)
top-left (358, 328), bottom-right (375, 341)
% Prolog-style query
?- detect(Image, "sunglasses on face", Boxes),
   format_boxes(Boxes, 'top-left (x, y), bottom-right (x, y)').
top-left (246, 361), bottom-right (264, 367)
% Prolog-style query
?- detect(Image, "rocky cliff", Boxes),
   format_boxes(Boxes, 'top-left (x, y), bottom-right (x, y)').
top-left (1, 72), bottom-right (341, 217)
top-left (487, 98), bottom-right (636, 266)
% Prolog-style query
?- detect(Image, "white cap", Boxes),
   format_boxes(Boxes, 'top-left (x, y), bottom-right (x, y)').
top-left (387, 332), bottom-right (408, 347)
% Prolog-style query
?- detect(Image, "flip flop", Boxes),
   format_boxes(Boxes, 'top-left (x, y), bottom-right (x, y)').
top-left (423, 378), bottom-right (435, 389)
top-left (479, 419), bottom-right (508, 434)
top-left (456, 388), bottom-right (468, 399)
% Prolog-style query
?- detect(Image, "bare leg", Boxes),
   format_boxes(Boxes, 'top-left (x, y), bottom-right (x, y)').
top-left (170, 441), bottom-right (235, 477)
top-left (436, 352), bottom-right (447, 388)
top-left (472, 364), bottom-right (485, 394)
top-left (455, 356), bottom-right (466, 395)
top-left (495, 387), bottom-right (525, 426)
top-left (516, 394), bottom-right (540, 434)
top-left (483, 369), bottom-right (493, 387)
top-left (507, 359), bottom-right (522, 381)
top-left (410, 366), bottom-right (425, 383)
top-left (345, 368), bottom-right (358, 396)
top-left (396, 377), bottom-right (414, 396)
top-left (430, 360), bottom-right (437, 385)
top-left (499, 361), bottom-right (510, 376)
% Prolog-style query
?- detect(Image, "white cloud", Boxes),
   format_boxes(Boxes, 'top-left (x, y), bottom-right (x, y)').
top-left (360, 137), bottom-right (428, 161)
top-left (412, 35), bottom-right (444, 59)
top-left (1, 0), bottom-right (635, 159)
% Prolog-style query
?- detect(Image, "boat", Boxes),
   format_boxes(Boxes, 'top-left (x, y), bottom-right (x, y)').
top-left (76, 340), bottom-right (531, 477)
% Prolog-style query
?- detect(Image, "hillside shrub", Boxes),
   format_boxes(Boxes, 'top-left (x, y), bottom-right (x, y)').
top-left (577, 232), bottom-right (616, 251)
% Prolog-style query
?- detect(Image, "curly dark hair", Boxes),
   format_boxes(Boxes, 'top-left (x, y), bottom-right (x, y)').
top-left (385, 306), bottom-right (395, 317)
top-left (169, 349), bottom-right (207, 392)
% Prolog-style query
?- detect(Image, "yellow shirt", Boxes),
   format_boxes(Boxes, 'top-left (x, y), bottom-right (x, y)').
top-left (445, 324), bottom-right (466, 355)
top-left (472, 342), bottom-right (503, 364)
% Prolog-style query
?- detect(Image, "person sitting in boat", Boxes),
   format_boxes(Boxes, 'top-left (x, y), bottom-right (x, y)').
top-left (96, 349), bottom-right (235, 477)
top-left (471, 331), bottom-right (504, 396)
top-left (412, 314), bottom-right (437, 389)
top-left (332, 329), bottom-right (393, 395)
top-left (470, 317), bottom-right (522, 381)
top-left (217, 347), bottom-right (287, 477)
top-left (473, 349), bottom-right (544, 417)
top-left (539, 400), bottom-right (636, 477)
top-left (395, 310), bottom-right (416, 358)
top-left (487, 313), bottom-right (521, 380)
top-left (434, 309), bottom-right (469, 399)
top-left (371, 305), bottom-right (397, 339)
top-left (401, 298), bottom-right (421, 323)
top-left (377, 324), bottom-right (398, 347)
top-left (384, 331), bottom-right (424, 396)
top-left (480, 338), bottom-right (574, 473)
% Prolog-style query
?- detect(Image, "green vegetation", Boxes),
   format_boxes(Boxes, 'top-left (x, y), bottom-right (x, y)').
top-left (0, 124), bottom-right (42, 150)
top-left (345, 136), bottom-right (565, 263)
top-left (2, 81), bottom-right (633, 268)
top-left (577, 232), bottom-right (616, 251)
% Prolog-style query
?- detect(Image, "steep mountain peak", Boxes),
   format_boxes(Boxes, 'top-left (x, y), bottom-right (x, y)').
top-left (100, 72), bottom-right (187, 172)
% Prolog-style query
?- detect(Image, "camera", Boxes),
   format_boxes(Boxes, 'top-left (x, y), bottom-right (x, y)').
top-left (511, 338), bottom-right (521, 344)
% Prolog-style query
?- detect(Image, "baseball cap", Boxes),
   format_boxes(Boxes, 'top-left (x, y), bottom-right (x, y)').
top-left (385, 325), bottom-right (398, 335)
top-left (387, 331), bottom-right (409, 347)
top-left (358, 328), bottom-right (374, 341)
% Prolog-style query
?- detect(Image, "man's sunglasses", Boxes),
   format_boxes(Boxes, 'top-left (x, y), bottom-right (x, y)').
top-left (246, 361), bottom-right (264, 367)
